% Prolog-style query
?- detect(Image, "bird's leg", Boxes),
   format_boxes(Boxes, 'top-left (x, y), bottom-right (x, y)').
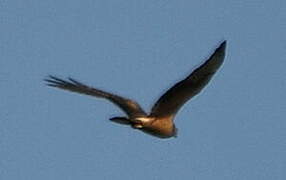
top-left (131, 117), bottom-right (154, 129)
top-left (132, 123), bottom-right (143, 129)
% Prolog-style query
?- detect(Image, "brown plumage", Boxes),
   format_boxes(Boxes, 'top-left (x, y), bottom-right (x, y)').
top-left (45, 41), bottom-right (226, 138)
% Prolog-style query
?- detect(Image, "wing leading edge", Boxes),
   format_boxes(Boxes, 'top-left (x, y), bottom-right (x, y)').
top-left (150, 41), bottom-right (226, 118)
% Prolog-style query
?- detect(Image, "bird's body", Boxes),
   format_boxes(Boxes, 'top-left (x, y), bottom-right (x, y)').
top-left (140, 116), bottom-right (176, 138)
top-left (45, 41), bottom-right (227, 138)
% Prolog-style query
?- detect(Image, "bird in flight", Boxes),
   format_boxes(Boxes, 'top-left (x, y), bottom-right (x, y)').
top-left (45, 41), bottom-right (226, 139)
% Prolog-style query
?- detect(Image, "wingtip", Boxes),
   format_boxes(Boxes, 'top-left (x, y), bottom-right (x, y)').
top-left (47, 75), bottom-right (57, 79)
top-left (43, 75), bottom-right (54, 84)
top-left (219, 40), bottom-right (227, 49)
top-left (214, 40), bottom-right (227, 53)
top-left (44, 75), bottom-right (67, 87)
top-left (44, 75), bottom-right (57, 82)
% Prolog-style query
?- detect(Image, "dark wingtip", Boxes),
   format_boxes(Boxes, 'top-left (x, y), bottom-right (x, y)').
top-left (45, 83), bottom-right (57, 87)
top-left (44, 75), bottom-right (68, 87)
top-left (44, 75), bottom-right (54, 86)
top-left (44, 75), bottom-right (58, 82)
top-left (218, 40), bottom-right (227, 50)
top-left (222, 40), bottom-right (227, 45)
top-left (212, 40), bottom-right (227, 56)
top-left (67, 77), bottom-right (82, 85)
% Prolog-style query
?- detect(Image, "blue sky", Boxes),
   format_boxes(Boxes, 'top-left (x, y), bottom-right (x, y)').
top-left (1, 0), bottom-right (286, 179)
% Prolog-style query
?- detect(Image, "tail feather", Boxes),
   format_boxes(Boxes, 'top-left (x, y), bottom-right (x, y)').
top-left (109, 117), bottom-right (131, 125)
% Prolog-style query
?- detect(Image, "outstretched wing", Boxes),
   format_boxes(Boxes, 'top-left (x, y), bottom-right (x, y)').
top-left (150, 41), bottom-right (226, 118)
top-left (45, 76), bottom-right (147, 118)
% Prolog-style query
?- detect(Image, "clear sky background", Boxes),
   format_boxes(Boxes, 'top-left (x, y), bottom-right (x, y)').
top-left (1, 0), bottom-right (286, 179)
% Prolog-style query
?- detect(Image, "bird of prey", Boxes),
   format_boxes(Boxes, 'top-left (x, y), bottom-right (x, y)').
top-left (45, 41), bottom-right (226, 139)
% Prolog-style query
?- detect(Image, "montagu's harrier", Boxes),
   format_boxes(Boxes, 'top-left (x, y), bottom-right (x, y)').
top-left (45, 41), bottom-right (226, 138)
